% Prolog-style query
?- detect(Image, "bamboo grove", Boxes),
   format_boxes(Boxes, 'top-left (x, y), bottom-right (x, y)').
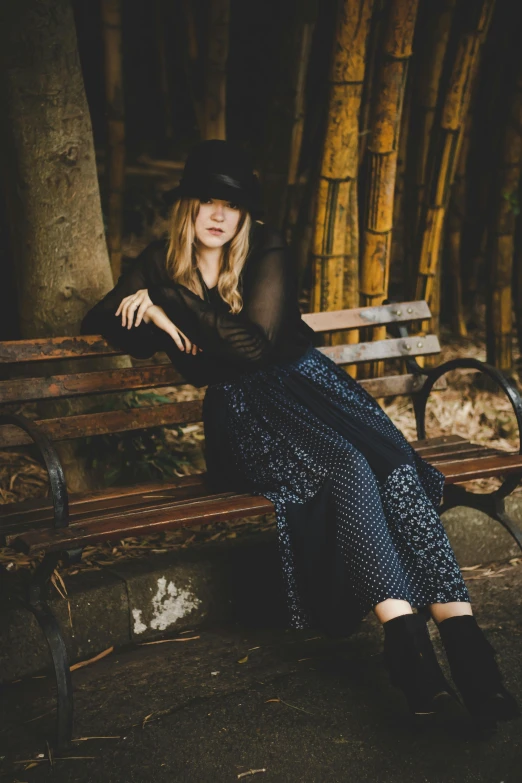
top-left (82, 0), bottom-right (522, 376)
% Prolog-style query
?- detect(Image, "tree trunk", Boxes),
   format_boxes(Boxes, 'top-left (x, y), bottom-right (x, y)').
top-left (101, 0), bottom-right (125, 281)
top-left (359, 0), bottom-right (419, 376)
top-left (310, 0), bottom-right (374, 339)
top-left (203, 0), bottom-right (230, 140)
top-left (0, 0), bottom-right (116, 491)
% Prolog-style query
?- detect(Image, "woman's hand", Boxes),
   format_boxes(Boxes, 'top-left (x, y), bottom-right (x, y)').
top-left (142, 304), bottom-right (202, 355)
top-left (115, 289), bottom-right (202, 353)
top-left (116, 289), bottom-right (154, 328)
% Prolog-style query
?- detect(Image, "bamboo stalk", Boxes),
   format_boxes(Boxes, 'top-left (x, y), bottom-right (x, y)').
top-left (404, 0), bottom-right (456, 285)
top-left (155, 0), bottom-right (173, 144)
top-left (390, 81), bottom-right (411, 292)
top-left (446, 108), bottom-right (471, 338)
top-left (262, 0), bottom-right (317, 233)
top-left (203, 0), bottom-right (230, 140)
top-left (359, 0), bottom-right (419, 376)
top-left (310, 0), bottom-right (374, 336)
top-left (513, 188), bottom-right (522, 366)
top-left (463, 2), bottom-right (519, 328)
top-left (358, 0), bottom-right (386, 170)
top-left (281, 10), bottom-right (316, 240)
top-left (101, 0), bottom-right (125, 281)
top-left (486, 66), bottom-right (522, 372)
top-left (414, 1), bottom-right (495, 316)
top-left (342, 177), bottom-right (360, 377)
top-left (180, 0), bottom-right (205, 137)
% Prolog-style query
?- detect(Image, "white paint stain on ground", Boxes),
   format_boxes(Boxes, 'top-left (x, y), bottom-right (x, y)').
top-left (132, 577), bottom-right (201, 634)
top-left (150, 577), bottom-right (200, 630)
top-left (132, 608), bottom-right (147, 635)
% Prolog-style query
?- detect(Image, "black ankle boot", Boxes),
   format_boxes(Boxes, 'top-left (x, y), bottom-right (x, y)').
top-left (382, 613), bottom-right (463, 726)
top-left (437, 615), bottom-right (520, 723)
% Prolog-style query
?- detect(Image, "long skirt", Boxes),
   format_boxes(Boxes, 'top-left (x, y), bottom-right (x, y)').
top-left (202, 344), bottom-right (470, 637)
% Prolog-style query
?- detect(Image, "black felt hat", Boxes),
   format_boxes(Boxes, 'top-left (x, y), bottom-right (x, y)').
top-left (163, 139), bottom-right (263, 218)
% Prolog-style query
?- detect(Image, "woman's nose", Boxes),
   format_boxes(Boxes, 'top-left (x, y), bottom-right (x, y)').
top-left (211, 204), bottom-right (225, 220)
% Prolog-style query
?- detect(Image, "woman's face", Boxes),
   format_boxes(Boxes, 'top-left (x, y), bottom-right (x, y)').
top-left (194, 198), bottom-right (242, 249)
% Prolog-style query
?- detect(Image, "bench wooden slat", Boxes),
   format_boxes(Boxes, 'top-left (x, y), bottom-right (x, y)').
top-left (0, 364), bottom-right (184, 404)
top-left (0, 366), bottom-right (446, 405)
top-left (409, 435), bottom-right (466, 450)
top-left (0, 335), bottom-right (122, 363)
top-left (0, 400), bottom-right (204, 447)
top-left (0, 477), bottom-right (209, 537)
top-left (8, 493), bottom-right (276, 554)
top-left (411, 441), bottom-right (489, 459)
top-left (429, 446), bottom-right (492, 462)
top-left (356, 373), bottom-right (446, 398)
top-left (437, 453), bottom-right (522, 482)
top-left (319, 334), bottom-right (440, 364)
top-left (301, 301), bottom-right (431, 332)
top-left (2, 483), bottom-right (222, 543)
top-left (0, 475), bottom-right (205, 522)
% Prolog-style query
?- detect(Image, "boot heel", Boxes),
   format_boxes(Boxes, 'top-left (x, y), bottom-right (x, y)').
top-left (437, 615), bottom-right (520, 725)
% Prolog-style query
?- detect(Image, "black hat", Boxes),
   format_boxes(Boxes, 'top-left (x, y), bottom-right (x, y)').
top-left (163, 139), bottom-right (263, 219)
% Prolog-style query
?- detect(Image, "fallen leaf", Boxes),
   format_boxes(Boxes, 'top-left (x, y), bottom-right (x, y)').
top-left (237, 655), bottom-right (249, 664)
top-left (142, 713), bottom-right (154, 728)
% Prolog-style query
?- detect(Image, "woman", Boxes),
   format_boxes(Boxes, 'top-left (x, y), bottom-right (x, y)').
top-left (82, 140), bottom-right (519, 733)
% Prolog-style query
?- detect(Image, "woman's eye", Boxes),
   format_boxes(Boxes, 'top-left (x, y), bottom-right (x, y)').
top-left (227, 203), bottom-right (240, 210)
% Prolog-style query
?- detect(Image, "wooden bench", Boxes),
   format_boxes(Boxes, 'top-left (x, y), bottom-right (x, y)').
top-left (2, 299), bottom-right (522, 749)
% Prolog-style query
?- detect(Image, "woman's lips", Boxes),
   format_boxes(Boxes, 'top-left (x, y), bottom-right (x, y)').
top-left (207, 228), bottom-right (224, 235)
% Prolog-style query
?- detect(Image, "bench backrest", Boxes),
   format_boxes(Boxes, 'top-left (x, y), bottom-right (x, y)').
top-left (0, 301), bottom-right (438, 448)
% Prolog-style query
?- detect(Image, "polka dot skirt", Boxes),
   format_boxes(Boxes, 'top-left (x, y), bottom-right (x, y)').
top-left (203, 345), bottom-right (470, 635)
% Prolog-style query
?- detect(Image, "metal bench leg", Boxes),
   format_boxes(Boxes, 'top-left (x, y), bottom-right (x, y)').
top-left (442, 479), bottom-right (522, 554)
top-left (26, 553), bottom-right (73, 750)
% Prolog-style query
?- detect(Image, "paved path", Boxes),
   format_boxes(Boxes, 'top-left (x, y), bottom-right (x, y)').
top-left (1, 560), bottom-right (521, 782)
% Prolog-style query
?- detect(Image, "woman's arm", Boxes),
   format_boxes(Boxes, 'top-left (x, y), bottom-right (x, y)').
top-left (80, 243), bottom-right (168, 359)
top-left (148, 234), bottom-right (292, 367)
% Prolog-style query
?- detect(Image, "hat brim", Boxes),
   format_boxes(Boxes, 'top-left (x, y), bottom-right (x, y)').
top-left (162, 183), bottom-right (263, 219)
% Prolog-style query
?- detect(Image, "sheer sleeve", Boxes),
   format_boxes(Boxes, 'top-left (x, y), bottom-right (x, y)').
top-left (148, 231), bottom-right (292, 367)
top-left (80, 242), bottom-right (167, 359)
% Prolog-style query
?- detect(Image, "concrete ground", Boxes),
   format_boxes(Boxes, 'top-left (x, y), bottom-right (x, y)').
top-left (1, 559), bottom-right (521, 783)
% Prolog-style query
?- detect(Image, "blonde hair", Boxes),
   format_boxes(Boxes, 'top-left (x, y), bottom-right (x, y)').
top-left (166, 197), bottom-right (252, 313)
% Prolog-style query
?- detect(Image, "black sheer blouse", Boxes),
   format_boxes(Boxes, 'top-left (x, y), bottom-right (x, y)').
top-left (81, 223), bottom-right (316, 387)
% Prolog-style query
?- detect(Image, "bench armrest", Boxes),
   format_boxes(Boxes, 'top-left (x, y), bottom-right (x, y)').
top-left (414, 358), bottom-right (522, 453)
top-left (0, 413), bottom-right (69, 528)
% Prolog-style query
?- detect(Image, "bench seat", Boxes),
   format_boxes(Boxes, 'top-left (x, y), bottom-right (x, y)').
top-left (3, 435), bottom-right (522, 556)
